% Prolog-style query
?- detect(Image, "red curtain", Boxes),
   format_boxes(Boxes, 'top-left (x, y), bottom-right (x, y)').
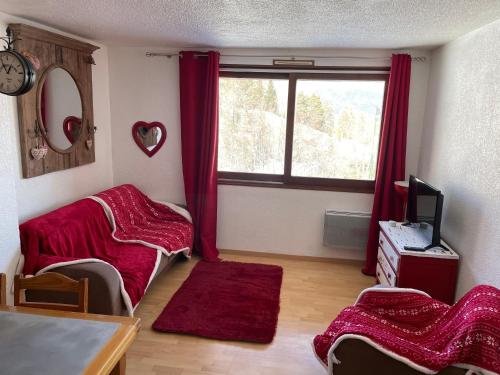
top-left (179, 51), bottom-right (220, 262)
top-left (362, 54), bottom-right (411, 276)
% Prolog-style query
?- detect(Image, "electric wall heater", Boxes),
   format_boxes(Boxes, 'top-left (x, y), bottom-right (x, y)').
top-left (323, 210), bottom-right (371, 250)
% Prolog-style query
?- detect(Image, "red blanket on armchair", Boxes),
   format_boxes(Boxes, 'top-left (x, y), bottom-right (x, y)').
top-left (313, 285), bottom-right (500, 374)
top-left (20, 185), bottom-right (193, 315)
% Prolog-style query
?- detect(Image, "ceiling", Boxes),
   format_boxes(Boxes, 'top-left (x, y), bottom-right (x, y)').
top-left (0, 0), bottom-right (500, 49)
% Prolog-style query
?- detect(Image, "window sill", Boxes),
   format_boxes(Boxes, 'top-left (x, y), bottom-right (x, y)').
top-left (218, 177), bottom-right (375, 194)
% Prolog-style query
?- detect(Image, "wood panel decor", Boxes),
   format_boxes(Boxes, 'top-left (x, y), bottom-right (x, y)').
top-left (10, 24), bottom-right (99, 178)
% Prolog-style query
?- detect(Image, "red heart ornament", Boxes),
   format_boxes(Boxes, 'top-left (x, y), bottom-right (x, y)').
top-left (132, 121), bottom-right (167, 158)
top-left (63, 116), bottom-right (82, 143)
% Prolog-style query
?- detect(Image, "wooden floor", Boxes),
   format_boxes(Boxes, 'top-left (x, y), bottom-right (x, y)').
top-left (127, 252), bottom-right (375, 375)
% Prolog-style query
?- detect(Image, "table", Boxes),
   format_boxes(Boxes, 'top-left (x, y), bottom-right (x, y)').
top-left (0, 305), bottom-right (140, 375)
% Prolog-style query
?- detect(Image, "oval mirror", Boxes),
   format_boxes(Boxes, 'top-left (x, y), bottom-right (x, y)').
top-left (39, 67), bottom-right (82, 150)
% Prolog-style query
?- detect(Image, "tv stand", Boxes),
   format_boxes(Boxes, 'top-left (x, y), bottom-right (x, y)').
top-left (376, 221), bottom-right (459, 304)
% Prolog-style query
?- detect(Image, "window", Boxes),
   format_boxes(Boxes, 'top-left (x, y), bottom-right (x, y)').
top-left (218, 75), bottom-right (288, 175)
top-left (218, 71), bottom-right (388, 192)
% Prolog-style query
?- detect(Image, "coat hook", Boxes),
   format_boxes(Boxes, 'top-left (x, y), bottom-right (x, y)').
top-left (28, 120), bottom-right (41, 139)
top-left (86, 120), bottom-right (97, 134)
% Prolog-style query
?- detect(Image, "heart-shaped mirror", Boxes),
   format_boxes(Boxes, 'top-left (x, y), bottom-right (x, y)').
top-left (132, 121), bottom-right (167, 158)
top-left (63, 116), bottom-right (82, 143)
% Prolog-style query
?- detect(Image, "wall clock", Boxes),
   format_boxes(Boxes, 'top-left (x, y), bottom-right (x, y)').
top-left (0, 27), bottom-right (36, 96)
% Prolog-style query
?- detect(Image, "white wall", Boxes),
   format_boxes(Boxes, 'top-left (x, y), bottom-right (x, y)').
top-left (0, 11), bottom-right (114, 299)
top-left (0, 61), bottom-right (21, 302)
top-left (109, 47), bottom-right (430, 259)
top-left (108, 47), bottom-right (186, 204)
top-left (419, 19), bottom-right (500, 298)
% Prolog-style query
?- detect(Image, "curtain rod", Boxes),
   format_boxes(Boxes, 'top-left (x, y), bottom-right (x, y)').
top-left (145, 52), bottom-right (426, 62)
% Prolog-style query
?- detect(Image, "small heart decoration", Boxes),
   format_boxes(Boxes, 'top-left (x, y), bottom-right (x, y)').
top-left (31, 145), bottom-right (48, 160)
top-left (86, 139), bottom-right (93, 149)
top-left (132, 121), bottom-right (167, 158)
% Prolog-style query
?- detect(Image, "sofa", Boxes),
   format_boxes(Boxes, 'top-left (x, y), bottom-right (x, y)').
top-left (26, 254), bottom-right (180, 316)
top-left (20, 184), bottom-right (193, 316)
top-left (314, 285), bottom-right (499, 375)
top-left (330, 339), bottom-right (467, 375)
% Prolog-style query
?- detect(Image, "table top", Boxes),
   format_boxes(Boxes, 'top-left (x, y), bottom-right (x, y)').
top-left (380, 221), bottom-right (459, 259)
top-left (0, 305), bottom-right (140, 375)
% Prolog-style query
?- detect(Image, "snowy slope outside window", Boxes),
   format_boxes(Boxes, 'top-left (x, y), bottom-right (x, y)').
top-left (218, 74), bottom-right (386, 183)
top-left (292, 80), bottom-right (385, 180)
top-left (219, 77), bottom-right (288, 174)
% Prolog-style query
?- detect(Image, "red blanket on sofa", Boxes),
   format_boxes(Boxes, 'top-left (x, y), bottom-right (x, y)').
top-left (20, 185), bottom-right (193, 315)
top-left (313, 285), bottom-right (500, 374)
top-left (91, 184), bottom-right (193, 256)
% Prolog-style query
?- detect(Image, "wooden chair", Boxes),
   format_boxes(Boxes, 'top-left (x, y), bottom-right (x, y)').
top-left (0, 273), bottom-right (6, 305)
top-left (14, 272), bottom-right (88, 313)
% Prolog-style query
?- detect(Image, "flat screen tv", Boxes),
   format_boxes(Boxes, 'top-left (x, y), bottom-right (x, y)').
top-left (405, 175), bottom-right (444, 249)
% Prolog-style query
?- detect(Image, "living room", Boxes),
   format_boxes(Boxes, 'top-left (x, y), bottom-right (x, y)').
top-left (0, 1), bottom-right (498, 374)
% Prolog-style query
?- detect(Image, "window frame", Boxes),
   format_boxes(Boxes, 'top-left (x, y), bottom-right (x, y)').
top-left (217, 69), bottom-right (389, 193)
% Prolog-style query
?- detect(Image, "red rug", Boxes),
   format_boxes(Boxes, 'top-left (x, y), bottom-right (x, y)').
top-left (152, 260), bottom-right (283, 343)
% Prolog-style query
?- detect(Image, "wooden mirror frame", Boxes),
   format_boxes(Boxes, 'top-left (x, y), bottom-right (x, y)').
top-left (10, 24), bottom-right (99, 178)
